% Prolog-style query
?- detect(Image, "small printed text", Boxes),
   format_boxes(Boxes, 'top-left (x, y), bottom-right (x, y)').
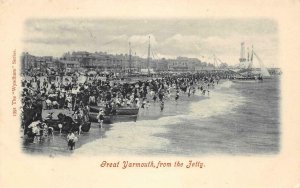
top-left (100, 160), bottom-right (205, 169)
top-left (11, 50), bottom-right (17, 116)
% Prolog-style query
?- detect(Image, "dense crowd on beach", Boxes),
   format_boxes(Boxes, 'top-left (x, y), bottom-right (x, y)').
top-left (21, 70), bottom-right (232, 150)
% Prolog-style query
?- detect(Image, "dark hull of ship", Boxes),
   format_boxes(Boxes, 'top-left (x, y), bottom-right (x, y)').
top-left (88, 112), bottom-right (138, 124)
top-left (89, 105), bottom-right (139, 115)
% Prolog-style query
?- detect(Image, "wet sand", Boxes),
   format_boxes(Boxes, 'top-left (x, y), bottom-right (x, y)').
top-left (22, 89), bottom-right (206, 156)
top-left (22, 109), bottom-right (112, 157)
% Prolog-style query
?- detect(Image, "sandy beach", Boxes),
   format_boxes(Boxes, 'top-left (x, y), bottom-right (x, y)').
top-left (22, 77), bottom-right (280, 156)
top-left (22, 86), bottom-right (205, 156)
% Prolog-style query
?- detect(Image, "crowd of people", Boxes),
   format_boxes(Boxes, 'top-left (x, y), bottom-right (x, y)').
top-left (22, 70), bottom-right (231, 149)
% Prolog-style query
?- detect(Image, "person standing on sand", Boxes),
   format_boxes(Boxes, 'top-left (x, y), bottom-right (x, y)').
top-left (146, 100), bottom-right (150, 109)
top-left (67, 95), bottom-right (72, 111)
top-left (97, 109), bottom-right (104, 128)
top-left (175, 91), bottom-right (179, 102)
top-left (141, 99), bottom-right (146, 109)
top-left (153, 94), bottom-right (157, 102)
top-left (160, 101), bottom-right (164, 112)
top-left (67, 131), bottom-right (77, 150)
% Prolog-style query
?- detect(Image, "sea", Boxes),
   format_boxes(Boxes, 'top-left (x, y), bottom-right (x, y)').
top-left (74, 77), bottom-right (281, 156)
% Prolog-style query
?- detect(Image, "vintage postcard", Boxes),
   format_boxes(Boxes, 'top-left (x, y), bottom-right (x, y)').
top-left (0, 0), bottom-right (300, 188)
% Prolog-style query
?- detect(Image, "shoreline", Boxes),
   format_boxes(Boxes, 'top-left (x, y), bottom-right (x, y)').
top-left (22, 84), bottom-right (208, 156)
top-left (21, 79), bottom-right (280, 156)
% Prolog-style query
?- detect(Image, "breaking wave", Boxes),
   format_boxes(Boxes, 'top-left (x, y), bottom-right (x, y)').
top-left (75, 80), bottom-right (246, 155)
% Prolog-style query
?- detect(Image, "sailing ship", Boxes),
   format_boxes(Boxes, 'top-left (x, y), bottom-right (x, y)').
top-left (231, 42), bottom-right (271, 82)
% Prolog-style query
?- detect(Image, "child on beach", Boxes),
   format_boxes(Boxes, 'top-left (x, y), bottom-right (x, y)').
top-left (146, 100), bottom-right (150, 109)
top-left (97, 109), bottom-right (105, 128)
top-left (67, 131), bottom-right (77, 150)
top-left (167, 91), bottom-right (171, 99)
top-left (160, 101), bottom-right (164, 112)
top-left (141, 99), bottom-right (146, 109)
top-left (153, 94), bottom-right (157, 102)
top-left (67, 97), bottom-right (72, 111)
top-left (175, 91), bottom-right (179, 102)
top-left (192, 87), bottom-right (196, 95)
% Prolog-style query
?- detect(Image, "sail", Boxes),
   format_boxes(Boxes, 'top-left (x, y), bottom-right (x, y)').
top-left (253, 51), bottom-right (270, 77)
top-left (261, 66), bottom-right (271, 77)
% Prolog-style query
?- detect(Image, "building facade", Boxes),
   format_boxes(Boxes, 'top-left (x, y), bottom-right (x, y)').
top-left (22, 51), bottom-right (217, 74)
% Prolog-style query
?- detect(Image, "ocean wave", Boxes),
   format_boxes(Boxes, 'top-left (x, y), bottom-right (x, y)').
top-left (215, 80), bottom-right (233, 89)
top-left (190, 91), bottom-right (245, 118)
top-left (75, 80), bottom-right (245, 155)
top-left (75, 123), bottom-right (170, 155)
top-left (75, 117), bottom-right (179, 155)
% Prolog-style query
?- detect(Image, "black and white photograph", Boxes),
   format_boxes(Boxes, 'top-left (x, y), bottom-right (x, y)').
top-left (20, 19), bottom-right (281, 156)
top-left (1, 1), bottom-right (300, 187)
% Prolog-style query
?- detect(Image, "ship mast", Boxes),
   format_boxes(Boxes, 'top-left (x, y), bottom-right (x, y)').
top-left (249, 45), bottom-right (254, 69)
top-left (239, 42), bottom-right (246, 63)
top-left (213, 54), bottom-right (218, 69)
top-left (129, 42), bottom-right (132, 75)
top-left (147, 36), bottom-right (151, 76)
top-left (247, 47), bottom-right (250, 61)
top-left (251, 45), bottom-right (254, 61)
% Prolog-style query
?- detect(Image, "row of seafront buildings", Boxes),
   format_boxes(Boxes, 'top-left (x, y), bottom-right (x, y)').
top-left (21, 51), bottom-right (217, 75)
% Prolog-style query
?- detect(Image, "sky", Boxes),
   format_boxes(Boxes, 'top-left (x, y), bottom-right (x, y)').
top-left (23, 19), bottom-right (279, 67)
